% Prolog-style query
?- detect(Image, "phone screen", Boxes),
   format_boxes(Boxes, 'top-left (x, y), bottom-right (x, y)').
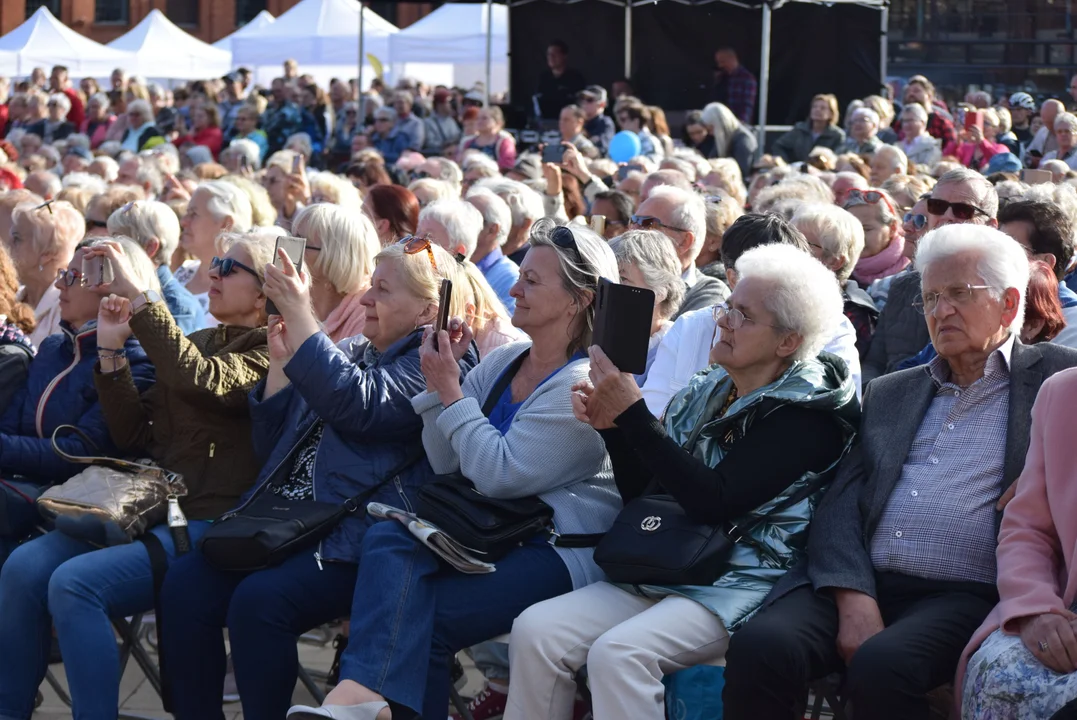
top-left (266, 236), bottom-right (306, 316)
top-left (292, 154), bottom-right (303, 173)
top-left (542, 144), bottom-right (567, 164)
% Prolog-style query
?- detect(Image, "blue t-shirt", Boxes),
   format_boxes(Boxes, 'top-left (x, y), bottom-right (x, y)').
top-left (486, 352), bottom-right (585, 435)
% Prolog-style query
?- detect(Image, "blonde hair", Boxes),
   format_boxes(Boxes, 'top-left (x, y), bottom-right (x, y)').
top-left (215, 231), bottom-right (277, 285)
top-left (812, 93), bottom-right (840, 127)
top-left (219, 175), bottom-right (276, 228)
top-left (265, 150), bottom-right (300, 173)
top-left (374, 241), bottom-right (469, 321)
top-left (700, 102), bottom-right (742, 156)
top-left (309, 172), bottom-right (362, 213)
top-left (459, 261), bottom-right (511, 334)
top-left (55, 187), bottom-right (94, 215)
top-left (14, 199), bottom-right (83, 259)
top-left (292, 204), bottom-right (379, 296)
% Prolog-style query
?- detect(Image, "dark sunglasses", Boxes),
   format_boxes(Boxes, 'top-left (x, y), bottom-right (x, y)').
top-left (903, 212), bottom-right (928, 230)
top-left (210, 256), bottom-right (261, 281)
top-left (552, 225), bottom-right (581, 258)
top-left (926, 198), bottom-right (990, 221)
top-left (399, 235), bottom-right (438, 272)
top-left (630, 215), bottom-right (690, 234)
top-left (85, 219), bottom-right (108, 232)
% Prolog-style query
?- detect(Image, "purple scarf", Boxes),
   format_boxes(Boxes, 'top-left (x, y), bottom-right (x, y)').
top-left (853, 234), bottom-right (910, 286)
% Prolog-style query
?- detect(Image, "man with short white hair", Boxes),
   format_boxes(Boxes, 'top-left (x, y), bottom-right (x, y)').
top-left (417, 199), bottom-right (484, 260)
top-left (466, 187), bottom-right (519, 313)
top-left (841, 107), bottom-right (883, 156)
top-left (870, 145), bottom-right (908, 187)
top-left (419, 156), bottom-right (463, 194)
top-left (462, 154), bottom-right (500, 195)
top-left (725, 223), bottom-right (1077, 720)
top-left (116, 156), bottom-right (163, 199)
top-left (639, 169), bottom-right (692, 203)
top-left (1025, 98), bottom-right (1064, 167)
top-left (631, 185), bottom-right (729, 320)
top-left (474, 178), bottom-right (545, 266)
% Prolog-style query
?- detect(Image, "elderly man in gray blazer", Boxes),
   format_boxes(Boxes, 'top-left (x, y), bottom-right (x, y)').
top-left (723, 222), bottom-right (1077, 720)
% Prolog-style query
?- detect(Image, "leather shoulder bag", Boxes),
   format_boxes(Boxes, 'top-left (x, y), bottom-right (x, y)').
top-left (38, 425), bottom-right (187, 545)
top-left (416, 350), bottom-right (603, 562)
top-left (200, 435), bottom-right (424, 572)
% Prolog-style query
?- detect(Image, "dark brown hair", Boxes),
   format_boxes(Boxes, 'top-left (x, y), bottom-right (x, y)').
top-left (367, 184), bottom-right (420, 242)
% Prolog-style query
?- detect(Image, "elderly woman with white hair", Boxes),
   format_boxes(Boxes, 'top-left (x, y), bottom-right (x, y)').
top-left (370, 106), bottom-right (409, 165)
top-left (26, 93), bottom-right (75, 145)
top-left (409, 177), bottom-right (457, 209)
top-left (120, 99), bottom-right (164, 154)
top-left (1042, 112), bottom-right (1077, 170)
top-left (174, 180), bottom-right (254, 327)
top-left (80, 92), bottom-right (115, 149)
top-left (504, 242), bottom-right (858, 720)
top-left (223, 138), bottom-right (263, 174)
top-left (898, 104), bottom-right (942, 167)
top-left (699, 102), bottom-right (758, 180)
top-left (10, 199), bottom-right (83, 346)
top-left (292, 202), bottom-right (380, 342)
top-left (610, 230), bottom-right (686, 384)
top-left (106, 199), bottom-right (203, 335)
top-left (840, 107), bottom-right (884, 156)
top-left (791, 203), bottom-right (877, 357)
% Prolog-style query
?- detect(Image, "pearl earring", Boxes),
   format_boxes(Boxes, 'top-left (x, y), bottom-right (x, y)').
top-left (38, 264), bottom-right (43, 272)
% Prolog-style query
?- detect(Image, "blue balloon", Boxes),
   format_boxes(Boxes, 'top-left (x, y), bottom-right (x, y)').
top-left (608, 131), bottom-right (642, 164)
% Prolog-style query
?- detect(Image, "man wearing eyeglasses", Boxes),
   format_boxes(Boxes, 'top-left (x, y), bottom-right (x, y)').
top-left (630, 185), bottom-right (728, 321)
top-left (724, 223), bottom-right (1077, 720)
top-left (577, 86), bottom-right (615, 156)
top-left (864, 168), bottom-right (999, 383)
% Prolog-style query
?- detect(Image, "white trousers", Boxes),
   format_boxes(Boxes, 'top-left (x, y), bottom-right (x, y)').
top-left (504, 581), bottom-right (729, 720)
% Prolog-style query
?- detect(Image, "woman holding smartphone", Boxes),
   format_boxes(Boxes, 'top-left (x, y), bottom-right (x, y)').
top-left (159, 238), bottom-right (479, 720)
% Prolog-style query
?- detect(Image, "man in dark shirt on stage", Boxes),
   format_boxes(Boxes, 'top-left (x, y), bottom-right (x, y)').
top-left (713, 47), bottom-right (757, 124)
top-left (536, 40), bottom-right (586, 120)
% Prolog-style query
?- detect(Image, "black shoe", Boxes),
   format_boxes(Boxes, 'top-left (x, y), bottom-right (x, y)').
top-left (326, 633), bottom-right (349, 688)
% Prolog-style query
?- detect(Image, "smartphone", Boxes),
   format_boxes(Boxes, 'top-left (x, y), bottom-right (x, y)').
top-left (591, 278), bottom-right (656, 375)
top-left (1028, 149), bottom-right (1044, 158)
top-left (964, 110), bottom-right (983, 133)
top-left (590, 215), bottom-right (606, 237)
top-left (81, 255), bottom-right (114, 287)
top-left (616, 165), bottom-right (631, 182)
top-left (542, 143), bottom-right (567, 164)
top-left (292, 154), bottom-right (303, 174)
top-left (265, 236), bottom-right (306, 316)
top-left (1021, 168), bottom-right (1053, 185)
top-left (433, 279), bottom-right (453, 350)
top-left (239, 154), bottom-right (250, 171)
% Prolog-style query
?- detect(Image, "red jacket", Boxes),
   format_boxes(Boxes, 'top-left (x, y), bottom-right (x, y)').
top-left (176, 126), bottom-right (224, 160)
top-left (62, 87), bottom-right (84, 128)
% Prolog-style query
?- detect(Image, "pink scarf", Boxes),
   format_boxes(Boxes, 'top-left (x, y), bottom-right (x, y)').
top-left (322, 291), bottom-right (368, 344)
top-left (852, 234), bottom-right (910, 286)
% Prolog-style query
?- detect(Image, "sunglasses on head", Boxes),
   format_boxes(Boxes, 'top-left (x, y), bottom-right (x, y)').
top-left (844, 188), bottom-right (897, 217)
top-left (551, 225), bottom-right (581, 260)
top-left (210, 256), bottom-right (261, 281)
top-left (925, 198), bottom-right (990, 221)
top-left (903, 212), bottom-right (928, 230)
top-left (399, 235), bottom-right (439, 272)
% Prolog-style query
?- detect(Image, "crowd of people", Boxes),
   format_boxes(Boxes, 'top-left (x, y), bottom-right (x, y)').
top-left (0, 40), bottom-right (1075, 720)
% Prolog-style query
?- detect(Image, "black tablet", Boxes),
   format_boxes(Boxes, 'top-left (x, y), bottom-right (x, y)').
top-left (591, 278), bottom-right (656, 375)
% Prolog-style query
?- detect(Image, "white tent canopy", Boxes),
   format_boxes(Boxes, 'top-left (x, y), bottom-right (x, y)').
top-left (0, 7), bottom-right (131, 78)
top-left (232, 0), bottom-right (397, 86)
top-left (107, 9), bottom-right (231, 81)
top-left (213, 10), bottom-right (276, 53)
top-left (388, 3), bottom-right (508, 94)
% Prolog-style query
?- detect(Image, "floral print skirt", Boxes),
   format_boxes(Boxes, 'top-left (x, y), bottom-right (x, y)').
top-left (962, 627), bottom-right (1077, 719)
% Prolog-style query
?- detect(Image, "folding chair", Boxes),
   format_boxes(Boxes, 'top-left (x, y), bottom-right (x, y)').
top-left (43, 613), bottom-right (162, 720)
top-left (801, 674), bottom-right (848, 720)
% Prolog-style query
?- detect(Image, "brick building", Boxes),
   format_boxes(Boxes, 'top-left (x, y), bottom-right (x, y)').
top-left (5, 0), bottom-right (432, 43)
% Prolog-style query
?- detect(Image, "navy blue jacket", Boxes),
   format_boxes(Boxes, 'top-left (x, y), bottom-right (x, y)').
top-left (0, 323), bottom-right (154, 485)
top-left (245, 330), bottom-right (479, 563)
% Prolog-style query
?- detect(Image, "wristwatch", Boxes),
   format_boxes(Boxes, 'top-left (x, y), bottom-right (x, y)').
top-left (131, 289), bottom-right (163, 314)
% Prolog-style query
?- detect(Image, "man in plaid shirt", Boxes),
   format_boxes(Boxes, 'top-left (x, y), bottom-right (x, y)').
top-left (713, 48), bottom-right (757, 124)
top-left (892, 76), bottom-right (957, 149)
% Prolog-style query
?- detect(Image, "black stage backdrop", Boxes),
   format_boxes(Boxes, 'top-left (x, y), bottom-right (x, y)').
top-left (507, 1), bottom-right (885, 125)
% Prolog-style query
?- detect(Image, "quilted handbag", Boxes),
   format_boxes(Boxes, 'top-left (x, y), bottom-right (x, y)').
top-left (37, 425), bottom-right (186, 544)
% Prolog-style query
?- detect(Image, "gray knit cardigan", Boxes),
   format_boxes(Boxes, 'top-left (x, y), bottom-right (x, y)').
top-left (410, 341), bottom-right (621, 589)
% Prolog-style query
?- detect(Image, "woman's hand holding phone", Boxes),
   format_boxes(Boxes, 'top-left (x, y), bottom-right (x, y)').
top-left (420, 321), bottom-right (467, 405)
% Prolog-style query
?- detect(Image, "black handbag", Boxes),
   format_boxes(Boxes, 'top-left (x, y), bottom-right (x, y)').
top-left (593, 480), bottom-right (826, 586)
top-left (415, 350), bottom-right (603, 562)
top-left (200, 439), bottom-right (424, 572)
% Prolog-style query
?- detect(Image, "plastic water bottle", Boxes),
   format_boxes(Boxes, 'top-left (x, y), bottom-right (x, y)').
top-left (168, 495), bottom-right (191, 555)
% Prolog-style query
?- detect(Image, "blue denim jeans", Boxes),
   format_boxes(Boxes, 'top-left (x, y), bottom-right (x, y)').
top-left (0, 522), bottom-right (208, 720)
top-left (340, 521), bottom-right (573, 719)
top-left (159, 547), bottom-right (358, 720)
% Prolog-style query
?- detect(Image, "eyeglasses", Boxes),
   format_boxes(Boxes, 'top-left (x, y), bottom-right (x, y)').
top-left (912, 283), bottom-right (994, 315)
top-left (630, 215), bottom-right (690, 234)
top-left (85, 219), bottom-right (108, 232)
top-left (843, 188), bottom-right (897, 217)
top-left (210, 256), bottom-right (261, 281)
top-left (713, 303), bottom-right (781, 330)
top-left (56, 268), bottom-right (83, 287)
top-left (925, 198), bottom-right (991, 221)
top-left (399, 235), bottom-right (438, 272)
top-left (903, 212), bottom-right (928, 230)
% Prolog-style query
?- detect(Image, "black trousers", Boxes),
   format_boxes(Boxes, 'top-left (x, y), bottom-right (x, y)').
top-left (722, 572), bottom-right (998, 720)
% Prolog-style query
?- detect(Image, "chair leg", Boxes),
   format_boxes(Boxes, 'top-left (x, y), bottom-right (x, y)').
top-left (826, 688), bottom-right (848, 720)
top-left (298, 665), bottom-right (326, 705)
top-left (43, 669), bottom-right (72, 707)
top-left (449, 683), bottom-right (475, 720)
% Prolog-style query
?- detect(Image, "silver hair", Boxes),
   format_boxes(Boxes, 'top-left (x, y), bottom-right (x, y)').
top-left (901, 103), bottom-right (928, 124)
top-left (473, 178), bottom-right (544, 225)
top-left (874, 144), bottom-right (908, 172)
top-left (196, 180), bottom-right (253, 233)
top-left (126, 99), bottom-right (153, 121)
top-left (852, 107), bottom-right (880, 126)
top-left (48, 93), bottom-right (71, 115)
top-left (1055, 112), bottom-right (1077, 134)
top-left (408, 178), bottom-right (457, 206)
top-left (646, 185), bottom-right (707, 256)
top-left (934, 167), bottom-right (999, 220)
top-left (65, 133), bottom-right (90, 151)
top-left (700, 102), bottom-right (741, 156)
top-left (791, 203), bottom-right (866, 283)
top-left (466, 187), bottom-right (512, 247)
top-left (609, 229), bottom-right (686, 321)
top-left (373, 106), bottom-right (397, 123)
top-left (228, 138), bottom-right (262, 170)
top-left (106, 200), bottom-right (181, 265)
top-left (61, 172), bottom-right (106, 195)
top-left (734, 242), bottom-right (844, 361)
top-left (89, 155), bottom-right (119, 182)
top-left (419, 199), bottom-right (484, 258)
top-left (425, 157), bottom-right (463, 189)
top-left (915, 223), bottom-right (1029, 335)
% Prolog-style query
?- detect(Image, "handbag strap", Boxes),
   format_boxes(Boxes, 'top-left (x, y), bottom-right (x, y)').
top-left (546, 530), bottom-right (605, 548)
top-left (482, 349), bottom-right (529, 417)
top-left (49, 425), bottom-right (180, 482)
top-left (339, 445), bottom-right (427, 513)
